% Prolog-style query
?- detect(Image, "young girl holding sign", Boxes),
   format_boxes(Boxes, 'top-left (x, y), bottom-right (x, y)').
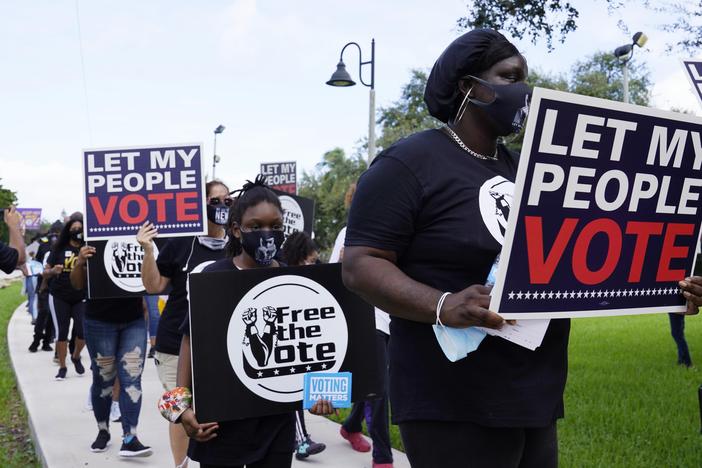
top-left (158, 177), bottom-right (330, 468)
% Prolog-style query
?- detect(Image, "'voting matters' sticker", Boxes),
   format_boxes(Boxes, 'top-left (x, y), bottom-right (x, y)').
top-left (302, 372), bottom-right (352, 409)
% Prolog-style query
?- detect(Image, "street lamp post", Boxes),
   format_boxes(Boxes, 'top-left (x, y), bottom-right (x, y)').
top-left (212, 124), bottom-right (225, 180)
top-left (326, 39), bottom-right (376, 164)
top-left (613, 32), bottom-right (648, 104)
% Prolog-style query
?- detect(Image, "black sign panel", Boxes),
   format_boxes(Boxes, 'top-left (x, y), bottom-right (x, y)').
top-left (87, 237), bottom-right (168, 299)
top-left (188, 263), bottom-right (379, 422)
top-left (272, 189), bottom-right (315, 239)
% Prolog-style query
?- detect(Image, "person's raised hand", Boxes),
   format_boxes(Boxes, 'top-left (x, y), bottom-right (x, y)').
top-left (179, 409), bottom-right (218, 442)
top-left (309, 399), bottom-right (337, 416)
top-left (242, 307), bottom-right (257, 325)
top-left (3, 206), bottom-right (21, 230)
top-left (679, 276), bottom-right (702, 315)
top-left (76, 245), bottom-right (96, 267)
top-left (439, 284), bottom-right (504, 330)
top-left (136, 222), bottom-right (158, 252)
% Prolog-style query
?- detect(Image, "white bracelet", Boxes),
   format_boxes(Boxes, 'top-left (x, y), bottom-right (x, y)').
top-left (435, 292), bottom-right (452, 326)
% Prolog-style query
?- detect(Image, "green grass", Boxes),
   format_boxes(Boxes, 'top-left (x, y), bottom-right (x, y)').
top-left (331, 314), bottom-right (702, 467)
top-left (0, 282), bottom-right (41, 467)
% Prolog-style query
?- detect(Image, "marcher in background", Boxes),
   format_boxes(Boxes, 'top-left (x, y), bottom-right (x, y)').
top-left (330, 183), bottom-right (394, 468)
top-left (1, 206), bottom-right (26, 273)
top-left (668, 313), bottom-right (692, 367)
top-left (138, 179), bottom-right (231, 468)
top-left (160, 176), bottom-right (297, 468)
top-left (70, 244), bottom-right (152, 457)
top-left (45, 216), bottom-right (86, 380)
top-left (281, 231), bottom-right (326, 461)
top-left (22, 252), bottom-right (43, 324)
top-left (29, 222), bottom-right (61, 353)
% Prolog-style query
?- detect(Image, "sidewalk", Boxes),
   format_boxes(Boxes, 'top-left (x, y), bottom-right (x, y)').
top-left (8, 303), bottom-right (409, 468)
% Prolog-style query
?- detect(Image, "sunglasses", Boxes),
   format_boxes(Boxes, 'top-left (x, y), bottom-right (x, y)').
top-left (208, 197), bottom-right (234, 207)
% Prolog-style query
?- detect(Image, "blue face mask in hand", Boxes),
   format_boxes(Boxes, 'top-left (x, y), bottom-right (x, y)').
top-left (432, 324), bottom-right (486, 362)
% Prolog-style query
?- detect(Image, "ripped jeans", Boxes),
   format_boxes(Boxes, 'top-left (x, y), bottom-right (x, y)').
top-left (84, 317), bottom-right (147, 436)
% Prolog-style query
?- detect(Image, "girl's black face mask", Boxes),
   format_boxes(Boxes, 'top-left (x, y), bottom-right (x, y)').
top-left (70, 230), bottom-right (83, 242)
top-left (240, 230), bottom-right (285, 266)
top-left (466, 76), bottom-right (532, 136)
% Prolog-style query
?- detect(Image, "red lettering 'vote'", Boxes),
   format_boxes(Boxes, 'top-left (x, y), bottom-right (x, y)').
top-left (88, 191), bottom-right (200, 226)
top-left (524, 216), bottom-right (693, 285)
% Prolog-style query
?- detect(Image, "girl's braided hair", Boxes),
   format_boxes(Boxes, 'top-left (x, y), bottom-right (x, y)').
top-left (225, 175), bottom-right (283, 258)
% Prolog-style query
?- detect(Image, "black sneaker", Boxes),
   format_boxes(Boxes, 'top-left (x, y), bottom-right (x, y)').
top-left (55, 367), bottom-right (67, 380)
top-left (295, 436), bottom-right (326, 459)
top-left (28, 341), bottom-right (39, 353)
top-left (41, 343), bottom-right (53, 352)
top-left (72, 356), bottom-right (85, 375)
top-left (118, 436), bottom-right (152, 457)
top-left (90, 430), bottom-right (110, 452)
top-left (147, 347), bottom-right (155, 359)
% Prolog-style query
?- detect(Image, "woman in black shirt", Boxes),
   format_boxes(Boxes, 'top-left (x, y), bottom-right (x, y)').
top-left (342, 28), bottom-right (702, 468)
top-left (45, 215), bottom-right (87, 380)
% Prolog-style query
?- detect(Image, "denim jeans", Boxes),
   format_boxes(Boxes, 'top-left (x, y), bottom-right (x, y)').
top-left (144, 295), bottom-right (160, 338)
top-left (25, 276), bottom-right (37, 319)
top-left (84, 317), bottom-right (147, 436)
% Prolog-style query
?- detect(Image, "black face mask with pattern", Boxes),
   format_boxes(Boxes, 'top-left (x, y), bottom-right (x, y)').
top-left (240, 230), bottom-right (285, 266)
top-left (467, 76), bottom-right (532, 136)
top-left (207, 203), bottom-right (230, 226)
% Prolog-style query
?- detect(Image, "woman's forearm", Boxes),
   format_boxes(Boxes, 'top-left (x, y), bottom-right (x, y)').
top-left (176, 335), bottom-right (192, 389)
top-left (342, 246), bottom-right (441, 324)
top-left (141, 248), bottom-right (168, 293)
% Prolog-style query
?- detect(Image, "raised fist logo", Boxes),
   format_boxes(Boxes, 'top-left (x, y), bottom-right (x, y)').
top-left (242, 305), bottom-right (278, 367)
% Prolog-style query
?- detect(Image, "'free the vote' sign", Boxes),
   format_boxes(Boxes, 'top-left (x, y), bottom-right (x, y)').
top-left (82, 143), bottom-right (206, 240)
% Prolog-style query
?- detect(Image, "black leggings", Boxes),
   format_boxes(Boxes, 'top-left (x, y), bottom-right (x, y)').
top-left (49, 295), bottom-right (85, 341)
top-left (399, 420), bottom-right (558, 468)
top-left (200, 451), bottom-right (292, 468)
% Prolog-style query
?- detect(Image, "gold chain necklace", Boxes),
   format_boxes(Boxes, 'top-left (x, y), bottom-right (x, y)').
top-left (442, 126), bottom-right (498, 161)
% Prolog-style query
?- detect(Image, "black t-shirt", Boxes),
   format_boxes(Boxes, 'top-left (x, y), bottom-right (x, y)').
top-left (0, 242), bottom-right (18, 274)
top-left (345, 129), bottom-right (570, 428)
top-left (85, 297), bottom-right (143, 323)
top-left (47, 244), bottom-right (85, 304)
top-left (155, 237), bottom-right (227, 355)
top-left (182, 257), bottom-right (296, 465)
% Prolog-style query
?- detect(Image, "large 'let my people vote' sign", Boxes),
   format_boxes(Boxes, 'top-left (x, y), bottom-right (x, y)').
top-left (83, 144), bottom-right (206, 240)
top-left (491, 88), bottom-right (702, 319)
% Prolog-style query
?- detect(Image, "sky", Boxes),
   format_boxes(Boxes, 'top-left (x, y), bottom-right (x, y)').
top-left (1, 0), bottom-right (699, 222)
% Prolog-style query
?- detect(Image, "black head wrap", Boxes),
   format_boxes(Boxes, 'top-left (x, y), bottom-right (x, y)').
top-left (424, 29), bottom-right (520, 123)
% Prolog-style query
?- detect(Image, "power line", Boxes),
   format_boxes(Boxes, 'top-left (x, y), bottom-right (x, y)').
top-left (74, 0), bottom-right (93, 144)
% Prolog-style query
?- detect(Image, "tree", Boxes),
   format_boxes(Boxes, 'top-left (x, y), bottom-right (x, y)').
top-left (458, 1), bottom-right (702, 53)
top-left (0, 179), bottom-right (18, 243)
top-left (376, 69), bottom-right (440, 152)
top-left (298, 148), bottom-right (367, 252)
top-left (505, 51), bottom-right (651, 151)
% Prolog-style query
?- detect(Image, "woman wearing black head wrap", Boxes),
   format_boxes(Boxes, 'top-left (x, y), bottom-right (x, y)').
top-left (342, 29), bottom-right (565, 467)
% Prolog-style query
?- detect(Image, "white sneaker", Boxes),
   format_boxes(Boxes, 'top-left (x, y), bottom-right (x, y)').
top-left (110, 401), bottom-right (121, 422)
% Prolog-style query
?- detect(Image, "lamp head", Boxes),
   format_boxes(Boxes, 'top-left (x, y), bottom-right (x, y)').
top-left (214, 125), bottom-right (225, 134)
top-left (614, 44), bottom-right (633, 62)
top-left (214, 155), bottom-right (221, 163)
top-left (632, 31), bottom-right (648, 48)
top-left (326, 61), bottom-right (356, 87)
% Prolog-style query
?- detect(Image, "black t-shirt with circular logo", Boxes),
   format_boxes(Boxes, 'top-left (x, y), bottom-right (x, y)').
top-left (345, 129), bottom-right (570, 428)
top-left (47, 244), bottom-right (85, 304)
top-left (180, 256), bottom-right (295, 466)
top-left (155, 236), bottom-right (227, 355)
